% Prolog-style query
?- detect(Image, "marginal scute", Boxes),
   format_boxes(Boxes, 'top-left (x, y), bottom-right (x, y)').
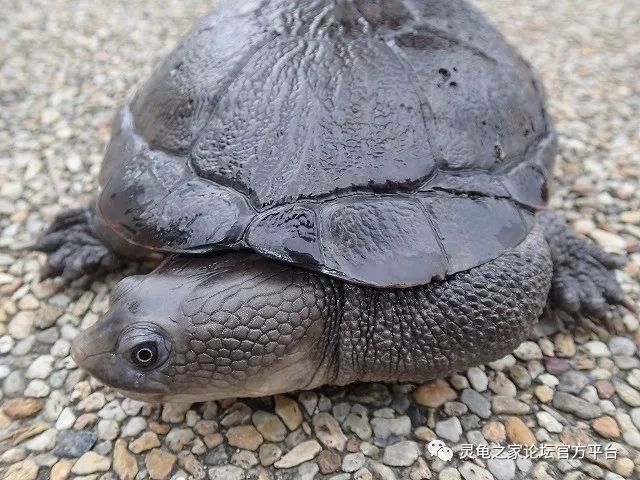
top-left (319, 197), bottom-right (446, 287)
top-left (420, 195), bottom-right (532, 274)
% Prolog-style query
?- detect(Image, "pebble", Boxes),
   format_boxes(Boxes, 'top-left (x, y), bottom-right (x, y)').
top-left (259, 443), bottom-right (282, 467)
top-left (513, 341), bottom-right (543, 360)
top-left (274, 395), bottom-right (303, 431)
top-left (383, 441), bottom-right (419, 467)
top-left (467, 367), bottom-right (489, 392)
top-left (435, 417), bottom-right (463, 442)
top-left (50, 460), bottom-right (73, 480)
top-left (274, 440), bottom-right (322, 468)
top-left (459, 462), bottom-right (494, 480)
top-left (486, 458), bottom-right (515, 480)
top-left (584, 341), bottom-right (611, 357)
top-left (53, 430), bottom-right (97, 458)
top-left (25, 428), bottom-right (57, 452)
top-left (71, 452), bottom-right (111, 475)
top-left (491, 396), bottom-right (530, 415)
top-left (113, 439), bottom-right (138, 480)
top-left (2, 398), bottom-right (43, 418)
top-left (613, 378), bottom-right (640, 407)
top-left (552, 391), bottom-right (603, 419)
top-left (130, 432), bottom-right (161, 454)
top-left (208, 465), bottom-right (244, 480)
top-left (536, 412), bottom-right (563, 433)
top-left (342, 452), bottom-right (366, 472)
top-left (413, 379), bottom-right (457, 407)
top-left (504, 417), bottom-right (535, 445)
top-left (313, 412), bottom-right (347, 450)
top-left (226, 425), bottom-right (263, 451)
top-left (253, 411), bottom-right (287, 442)
top-left (371, 416), bottom-right (411, 439)
top-left (145, 449), bottom-right (176, 480)
top-left (3, 459), bottom-right (39, 480)
top-left (592, 415), bottom-right (620, 438)
top-left (121, 416), bottom-right (147, 437)
top-left (166, 427), bottom-right (194, 452)
top-left (460, 389), bottom-right (491, 418)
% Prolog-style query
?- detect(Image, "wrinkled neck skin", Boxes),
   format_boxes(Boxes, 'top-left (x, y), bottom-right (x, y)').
top-left (72, 225), bottom-right (550, 403)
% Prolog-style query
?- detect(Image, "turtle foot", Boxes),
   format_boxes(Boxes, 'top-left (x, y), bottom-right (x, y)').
top-left (539, 210), bottom-right (633, 322)
top-left (34, 207), bottom-right (125, 282)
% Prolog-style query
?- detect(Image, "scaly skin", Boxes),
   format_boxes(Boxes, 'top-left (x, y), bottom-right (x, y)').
top-left (62, 211), bottom-right (628, 402)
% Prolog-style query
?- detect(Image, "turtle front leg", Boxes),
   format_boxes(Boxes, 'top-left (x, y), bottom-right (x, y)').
top-left (538, 210), bottom-right (633, 319)
top-left (34, 206), bottom-right (126, 281)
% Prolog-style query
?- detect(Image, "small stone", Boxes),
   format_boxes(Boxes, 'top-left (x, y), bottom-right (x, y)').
top-left (317, 449), bottom-right (341, 474)
top-left (145, 449), bottom-right (176, 480)
top-left (25, 355), bottom-right (54, 379)
top-left (536, 412), bottom-right (563, 433)
top-left (584, 341), bottom-right (611, 357)
top-left (78, 392), bottom-right (106, 412)
top-left (459, 462), bottom-right (494, 480)
top-left (613, 378), bottom-right (640, 407)
top-left (504, 417), bottom-right (535, 445)
top-left (552, 392), bottom-right (602, 419)
top-left (343, 452), bottom-right (366, 472)
top-left (71, 452), bottom-right (111, 475)
top-left (592, 416), bottom-right (620, 439)
top-left (226, 425), bottom-right (263, 450)
top-left (555, 333), bottom-right (576, 357)
top-left (274, 395), bottom-right (303, 431)
top-left (435, 417), bottom-right (463, 442)
top-left (207, 465), bottom-right (244, 480)
top-left (203, 433), bottom-right (223, 449)
top-left (253, 411), bottom-right (287, 442)
top-left (595, 380), bottom-right (615, 399)
top-left (274, 440), bottom-right (322, 468)
top-left (121, 416), bottom-right (147, 437)
top-left (557, 370), bottom-right (589, 395)
top-left (507, 365), bottom-right (531, 390)
top-left (50, 460), bottom-right (73, 480)
top-left (98, 400), bottom-right (126, 421)
top-left (413, 379), bottom-right (457, 408)
top-left (614, 457), bottom-right (634, 477)
top-left (488, 372), bottom-right (517, 397)
top-left (590, 229), bottom-right (627, 253)
top-left (114, 439), bottom-right (138, 480)
top-left (25, 429), bottom-right (57, 452)
top-left (98, 419), bottom-right (119, 440)
top-left (383, 441), bottom-right (419, 467)
top-left (609, 336), bottom-right (636, 356)
top-left (534, 385), bottom-right (554, 403)
top-left (466, 367), bottom-right (488, 392)
top-left (258, 443), bottom-right (282, 466)
top-left (53, 430), bottom-right (97, 458)
top-left (166, 427), bottom-right (194, 452)
top-left (162, 403), bottom-right (192, 423)
top-left (3, 459), bottom-right (38, 480)
top-left (1, 398), bottom-right (43, 418)
top-left (231, 449), bottom-right (258, 469)
top-left (344, 410), bottom-right (372, 440)
top-left (487, 458), bottom-right (515, 480)
top-left (299, 391), bottom-right (318, 416)
top-left (460, 389), bottom-right (491, 419)
top-left (440, 467), bottom-right (462, 480)
top-left (130, 432), bottom-right (161, 454)
top-left (8, 311), bottom-right (35, 339)
top-left (491, 396), bottom-right (530, 415)
top-left (24, 380), bottom-right (49, 398)
top-left (482, 422), bottom-right (506, 442)
top-left (513, 341), bottom-right (542, 360)
top-left (312, 412), bottom-right (347, 451)
top-left (488, 355), bottom-right (516, 371)
top-left (370, 416), bottom-right (411, 439)
top-left (347, 383), bottom-right (392, 407)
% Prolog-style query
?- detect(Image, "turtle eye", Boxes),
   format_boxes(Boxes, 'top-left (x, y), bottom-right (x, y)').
top-left (131, 341), bottom-right (158, 367)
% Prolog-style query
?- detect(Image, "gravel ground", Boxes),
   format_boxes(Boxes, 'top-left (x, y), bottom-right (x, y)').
top-left (1, 1), bottom-right (640, 479)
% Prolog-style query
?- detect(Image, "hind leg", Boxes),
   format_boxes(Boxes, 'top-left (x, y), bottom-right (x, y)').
top-left (539, 210), bottom-right (633, 320)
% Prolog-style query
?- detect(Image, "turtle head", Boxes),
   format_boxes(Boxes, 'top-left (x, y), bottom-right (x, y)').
top-left (71, 253), bottom-right (337, 402)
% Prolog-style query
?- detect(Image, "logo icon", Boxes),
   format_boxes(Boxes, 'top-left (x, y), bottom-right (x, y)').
top-left (427, 439), bottom-right (453, 462)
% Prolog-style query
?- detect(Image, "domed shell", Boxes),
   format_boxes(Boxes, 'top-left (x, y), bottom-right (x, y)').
top-left (97, 0), bottom-right (556, 288)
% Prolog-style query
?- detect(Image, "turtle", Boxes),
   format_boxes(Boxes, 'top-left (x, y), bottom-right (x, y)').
top-left (36, 0), bottom-right (631, 402)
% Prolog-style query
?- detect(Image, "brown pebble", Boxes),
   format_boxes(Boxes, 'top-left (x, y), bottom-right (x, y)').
top-left (226, 425), bottom-right (263, 450)
top-left (145, 448), bottom-right (176, 480)
top-left (504, 416), bottom-right (535, 445)
top-left (594, 380), bottom-right (615, 399)
top-left (203, 432), bottom-right (224, 449)
top-left (413, 379), bottom-right (457, 408)
top-left (592, 416), bottom-right (620, 439)
top-left (1, 398), bottom-right (43, 419)
top-left (149, 422), bottom-right (171, 435)
top-left (482, 421), bottom-right (506, 442)
top-left (50, 460), bottom-right (73, 480)
top-left (317, 449), bottom-right (341, 474)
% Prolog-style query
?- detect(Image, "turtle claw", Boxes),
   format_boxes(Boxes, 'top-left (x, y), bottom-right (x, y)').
top-left (35, 207), bottom-right (125, 283)
top-left (539, 211), bottom-right (633, 324)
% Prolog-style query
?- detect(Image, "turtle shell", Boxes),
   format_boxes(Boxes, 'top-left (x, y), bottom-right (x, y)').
top-left (97, 0), bottom-right (557, 288)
